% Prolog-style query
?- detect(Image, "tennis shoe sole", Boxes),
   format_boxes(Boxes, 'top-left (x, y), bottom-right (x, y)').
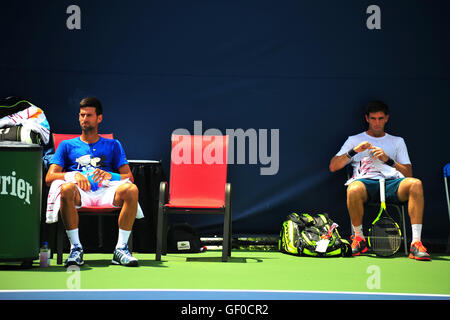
top-left (409, 253), bottom-right (431, 261)
top-left (65, 260), bottom-right (85, 267)
top-left (352, 247), bottom-right (368, 256)
top-left (111, 259), bottom-right (138, 267)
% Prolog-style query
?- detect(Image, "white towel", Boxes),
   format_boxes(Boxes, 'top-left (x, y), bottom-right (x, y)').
top-left (46, 180), bottom-right (65, 223)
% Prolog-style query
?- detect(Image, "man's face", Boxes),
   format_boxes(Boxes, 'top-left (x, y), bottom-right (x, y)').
top-left (365, 111), bottom-right (389, 136)
top-left (79, 107), bottom-right (102, 132)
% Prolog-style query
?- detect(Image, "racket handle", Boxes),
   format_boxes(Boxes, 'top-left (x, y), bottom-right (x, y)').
top-left (379, 178), bottom-right (386, 202)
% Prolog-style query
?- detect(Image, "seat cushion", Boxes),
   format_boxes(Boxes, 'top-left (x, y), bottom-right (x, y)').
top-left (78, 206), bottom-right (120, 213)
top-left (166, 198), bottom-right (224, 209)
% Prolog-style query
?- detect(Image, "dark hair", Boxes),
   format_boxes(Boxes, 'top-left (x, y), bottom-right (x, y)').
top-left (80, 97), bottom-right (103, 115)
top-left (365, 100), bottom-right (389, 116)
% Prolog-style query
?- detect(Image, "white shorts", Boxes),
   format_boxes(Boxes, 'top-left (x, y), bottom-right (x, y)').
top-left (45, 179), bottom-right (144, 223)
top-left (76, 179), bottom-right (144, 219)
top-left (76, 182), bottom-right (123, 209)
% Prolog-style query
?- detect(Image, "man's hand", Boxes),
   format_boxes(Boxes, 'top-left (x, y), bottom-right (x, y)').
top-left (368, 146), bottom-right (389, 162)
top-left (75, 172), bottom-right (91, 191)
top-left (353, 141), bottom-right (372, 153)
top-left (92, 169), bottom-right (112, 184)
top-left (354, 141), bottom-right (389, 162)
top-left (329, 141), bottom-right (373, 173)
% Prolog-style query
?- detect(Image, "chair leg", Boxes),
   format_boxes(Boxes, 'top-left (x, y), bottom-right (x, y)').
top-left (128, 230), bottom-right (133, 252)
top-left (57, 219), bottom-right (64, 265)
top-left (222, 208), bottom-right (230, 262)
top-left (228, 213), bottom-right (232, 257)
top-left (162, 212), bottom-right (168, 255)
top-left (228, 198), bottom-right (232, 257)
top-left (98, 216), bottom-right (104, 249)
top-left (222, 183), bottom-right (232, 262)
top-left (156, 206), bottom-right (164, 261)
top-left (444, 177), bottom-right (450, 222)
top-left (401, 206), bottom-right (408, 256)
top-left (228, 183), bottom-right (232, 257)
top-left (156, 181), bottom-right (168, 261)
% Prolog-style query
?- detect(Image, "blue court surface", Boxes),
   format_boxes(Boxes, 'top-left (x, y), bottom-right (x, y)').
top-left (1, 289), bottom-right (449, 300)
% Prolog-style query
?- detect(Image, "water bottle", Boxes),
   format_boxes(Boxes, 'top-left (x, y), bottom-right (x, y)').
top-left (39, 241), bottom-right (51, 267)
top-left (82, 167), bottom-right (99, 191)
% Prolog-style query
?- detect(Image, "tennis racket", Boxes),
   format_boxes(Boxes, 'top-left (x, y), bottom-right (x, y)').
top-left (367, 178), bottom-right (402, 257)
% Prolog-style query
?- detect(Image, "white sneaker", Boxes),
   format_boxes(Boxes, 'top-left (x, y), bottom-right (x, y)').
top-left (111, 245), bottom-right (138, 267)
top-left (65, 245), bottom-right (84, 267)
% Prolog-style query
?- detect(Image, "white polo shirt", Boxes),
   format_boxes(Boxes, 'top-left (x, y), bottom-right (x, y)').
top-left (336, 131), bottom-right (411, 185)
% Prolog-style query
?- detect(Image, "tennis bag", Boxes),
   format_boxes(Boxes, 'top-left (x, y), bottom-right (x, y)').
top-left (0, 96), bottom-right (31, 118)
top-left (0, 125), bottom-right (41, 144)
top-left (278, 213), bottom-right (352, 257)
top-left (167, 223), bottom-right (203, 253)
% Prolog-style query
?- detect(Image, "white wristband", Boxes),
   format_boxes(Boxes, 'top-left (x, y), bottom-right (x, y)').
top-left (64, 171), bottom-right (78, 183)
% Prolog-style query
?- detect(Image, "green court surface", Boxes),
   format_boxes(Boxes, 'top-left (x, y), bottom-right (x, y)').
top-left (1, 250), bottom-right (449, 296)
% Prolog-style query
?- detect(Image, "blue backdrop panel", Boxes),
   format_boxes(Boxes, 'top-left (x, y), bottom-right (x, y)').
top-left (1, 1), bottom-right (449, 242)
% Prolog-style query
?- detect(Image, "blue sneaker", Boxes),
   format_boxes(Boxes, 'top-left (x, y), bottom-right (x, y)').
top-left (112, 245), bottom-right (138, 267)
top-left (65, 245), bottom-right (84, 267)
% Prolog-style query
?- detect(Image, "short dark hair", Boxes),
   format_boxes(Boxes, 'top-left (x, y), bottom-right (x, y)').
top-left (365, 100), bottom-right (389, 116)
top-left (80, 97), bottom-right (103, 115)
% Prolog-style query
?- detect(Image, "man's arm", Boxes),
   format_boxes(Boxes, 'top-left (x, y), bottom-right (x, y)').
top-left (45, 164), bottom-right (65, 186)
top-left (394, 163), bottom-right (413, 177)
top-left (90, 164), bottom-right (134, 184)
top-left (329, 141), bottom-right (372, 172)
top-left (367, 146), bottom-right (413, 177)
top-left (45, 141), bottom-right (90, 190)
top-left (45, 164), bottom-right (92, 190)
top-left (329, 154), bottom-right (351, 172)
top-left (118, 164), bottom-right (134, 183)
top-left (371, 147), bottom-right (412, 177)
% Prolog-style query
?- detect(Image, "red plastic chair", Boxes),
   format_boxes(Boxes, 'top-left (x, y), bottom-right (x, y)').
top-left (156, 134), bottom-right (232, 262)
top-left (52, 133), bottom-right (129, 264)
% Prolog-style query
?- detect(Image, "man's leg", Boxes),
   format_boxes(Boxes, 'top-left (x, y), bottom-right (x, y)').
top-left (347, 180), bottom-right (368, 229)
top-left (396, 177), bottom-right (430, 260)
top-left (112, 183), bottom-right (139, 266)
top-left (113, 183), bottom-right (139, 232)
top-left (347, 181), bottom-right (369, 255)
top-left (60, 183), bottom-right (82, 247)
top-left (396, 177), bottom-right (424, 225)
top-left (60, 183), bottom-right (84, 267)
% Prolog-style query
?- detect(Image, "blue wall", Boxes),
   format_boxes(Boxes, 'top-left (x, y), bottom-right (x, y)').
top-left (1, 1), bottom-right (449, 243)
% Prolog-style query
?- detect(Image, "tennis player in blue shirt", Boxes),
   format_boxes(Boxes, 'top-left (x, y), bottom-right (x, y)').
top-left (46, 97), bottom-right (143, 267)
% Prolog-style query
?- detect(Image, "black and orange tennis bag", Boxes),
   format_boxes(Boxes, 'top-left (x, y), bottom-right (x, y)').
top-left (279, 213), bottom-right (352, 257)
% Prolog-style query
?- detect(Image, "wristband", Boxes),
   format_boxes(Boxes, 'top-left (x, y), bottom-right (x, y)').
top-left (346, 148), bottom-right (357, 159)
top-left (64, 171), bottom-right (78, 183)
top-left (108, 172), bottom-right (121, 181)
top-left (385, 157), bottom-right (396, 167)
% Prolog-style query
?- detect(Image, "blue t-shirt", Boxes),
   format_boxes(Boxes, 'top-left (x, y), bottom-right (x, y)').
top-left (51, 136), bottom-right (129, 190)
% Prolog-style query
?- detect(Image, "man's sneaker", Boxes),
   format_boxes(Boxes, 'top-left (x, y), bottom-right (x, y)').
top-left (409, 241), bottom-right (431, 261)
top-left (350, 235), bottom-right (368, 256)
top-left (64, 245), bottom-right (84, 267)
top-left (112, 245), bottom-right (138, 267)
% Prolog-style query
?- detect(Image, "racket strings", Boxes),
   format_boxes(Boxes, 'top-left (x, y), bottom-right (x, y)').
top-left (369, 179), bottom-right (401, 257)
top-left (370, 218), bottom-right (401, 257)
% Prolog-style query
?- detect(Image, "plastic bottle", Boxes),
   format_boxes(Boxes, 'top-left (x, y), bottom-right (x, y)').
top-left (39, 241), bottom-right (51, 267)
top-left (82, 167), bottom-right (100, 191)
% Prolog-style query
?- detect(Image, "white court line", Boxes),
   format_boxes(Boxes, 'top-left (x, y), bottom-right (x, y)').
top-left (0, 288), bottom-right (449, 299)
